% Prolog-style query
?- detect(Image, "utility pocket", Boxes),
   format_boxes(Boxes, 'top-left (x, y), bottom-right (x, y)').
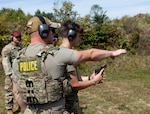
top-left (46, 79), bottom-right (63, 102)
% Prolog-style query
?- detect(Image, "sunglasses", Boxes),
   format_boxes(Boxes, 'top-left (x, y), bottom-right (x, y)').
top-left (16, 36), bottom-right (22, 41)
top-left (50, 27), bottom-right (56, 34)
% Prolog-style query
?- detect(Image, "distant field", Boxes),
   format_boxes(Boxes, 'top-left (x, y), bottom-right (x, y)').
top-left (0, 55), bottom-right (150, 114)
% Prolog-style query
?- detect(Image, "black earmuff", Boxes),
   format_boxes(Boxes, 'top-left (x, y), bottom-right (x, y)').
top-left (67, 22), bottom-right (76, 41)
top-left (37, 16), bottom-right (50, 38)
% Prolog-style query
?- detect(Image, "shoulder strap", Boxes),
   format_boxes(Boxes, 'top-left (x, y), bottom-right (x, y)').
top-left (16, 45), bottom-right (59, 63)
top-left (16, 47), bottom-right (27, 59)
top-left (36, 45), bottom-right (59, 62)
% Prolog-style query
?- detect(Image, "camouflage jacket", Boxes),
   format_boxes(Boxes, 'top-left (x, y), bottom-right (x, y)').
top-left (1, 42), bottom-right (22, 76)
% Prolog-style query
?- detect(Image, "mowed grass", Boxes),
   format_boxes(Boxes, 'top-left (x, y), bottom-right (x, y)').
top-left (78, 70), bottom-right (150, 114)
top-left (0, 55), bottom-right (150, 114)
top-left (78, 55), bottom-right (150, 114)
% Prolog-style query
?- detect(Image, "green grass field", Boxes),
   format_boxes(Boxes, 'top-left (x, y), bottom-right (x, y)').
top-left (78, 70), bottom-right (150, 114)
top-left (0, 55), bottom-right (150, 114)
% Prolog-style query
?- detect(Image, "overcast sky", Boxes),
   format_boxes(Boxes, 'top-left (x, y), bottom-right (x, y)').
top-left (0, 0), bottom-right (150, 19)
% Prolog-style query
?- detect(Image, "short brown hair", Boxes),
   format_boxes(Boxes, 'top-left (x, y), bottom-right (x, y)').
top-left (60, 20), bottom-right (83, 38)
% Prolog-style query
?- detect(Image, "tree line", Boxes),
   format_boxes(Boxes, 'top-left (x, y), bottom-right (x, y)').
top-left (0, 1), bottom-right (149, 55)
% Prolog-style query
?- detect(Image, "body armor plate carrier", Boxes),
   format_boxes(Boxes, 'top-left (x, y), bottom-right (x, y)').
top-left (16, 45), bottom-right (65, 104)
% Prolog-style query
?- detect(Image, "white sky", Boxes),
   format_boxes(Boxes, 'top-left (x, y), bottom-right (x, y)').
top-left (0, 0), bottom-right (150, 19)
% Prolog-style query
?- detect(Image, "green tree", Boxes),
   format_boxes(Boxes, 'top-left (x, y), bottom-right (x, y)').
top-left (53, 1), bottom-right (79, 22)
top-left (0, 8), bottom-right (27, 35)
top-left (35, 9), bottom-right (55, 20)
top-left (90, 4), bottom-right (108, 24)
top-left (0, 8), bottom-right (31, 50)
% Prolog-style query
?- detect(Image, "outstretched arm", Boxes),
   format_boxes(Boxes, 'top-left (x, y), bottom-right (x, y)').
top-left (74, 48), bottom-right (126, 65)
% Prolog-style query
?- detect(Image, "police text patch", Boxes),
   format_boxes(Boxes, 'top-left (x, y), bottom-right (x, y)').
top-left (19, 60), bottom-right (41, 72)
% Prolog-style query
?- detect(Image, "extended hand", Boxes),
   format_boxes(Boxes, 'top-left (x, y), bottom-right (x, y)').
top-left (112, 49), bottom-right (127, 57)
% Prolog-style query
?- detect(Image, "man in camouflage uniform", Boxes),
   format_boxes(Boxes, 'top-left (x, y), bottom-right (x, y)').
top-left (1, 31), bottom-right (22, 114)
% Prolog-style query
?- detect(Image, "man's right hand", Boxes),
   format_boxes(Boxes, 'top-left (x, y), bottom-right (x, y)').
top-left (112, 49), bottom-right (127, 57)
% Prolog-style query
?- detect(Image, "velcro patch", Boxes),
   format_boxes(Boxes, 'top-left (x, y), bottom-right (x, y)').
top-left (18, 59), bottom-right (41, 73)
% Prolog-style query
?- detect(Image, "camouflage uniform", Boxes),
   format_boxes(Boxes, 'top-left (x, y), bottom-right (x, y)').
top-left (1, 42), bottom-right (21, 110)
top-left (65, 65), bottom-right (82, 114)
top-left (13, 43), bottom-right (77, 114)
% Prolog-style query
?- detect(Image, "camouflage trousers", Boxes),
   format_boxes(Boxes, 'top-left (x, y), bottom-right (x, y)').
top-left (65, 93), bottom-right (80, 114)
top-left (24, 107), bottom-right (70, 114)
top-left (4, 76), bottom-right (13, 110)
top-left (4, 76), bottom-right (20, 112)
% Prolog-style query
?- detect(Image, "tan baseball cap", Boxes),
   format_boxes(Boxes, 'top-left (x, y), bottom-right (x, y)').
top-left (27, 16), bottom-right (61, 33)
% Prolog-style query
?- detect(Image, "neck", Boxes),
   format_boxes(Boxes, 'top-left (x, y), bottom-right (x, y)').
top-left (30, 32), bottom-right (47, 44)
top-left (61, 38), bottom-right (72, 48)
top-left (11, 41), bottom-right (17, 46)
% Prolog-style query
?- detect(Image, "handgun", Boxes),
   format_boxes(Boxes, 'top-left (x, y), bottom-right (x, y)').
top-left (95, 64), bottom-right (107, 74)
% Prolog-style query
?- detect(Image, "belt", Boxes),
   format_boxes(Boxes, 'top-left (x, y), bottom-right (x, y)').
top-left (29, 98), bottom-right (65, 110)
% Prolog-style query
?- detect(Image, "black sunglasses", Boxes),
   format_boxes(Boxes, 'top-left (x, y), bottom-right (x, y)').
top-left (16, 36), bottom-right (22, 41)
top-left (50, 27), bottom-right (56, 34)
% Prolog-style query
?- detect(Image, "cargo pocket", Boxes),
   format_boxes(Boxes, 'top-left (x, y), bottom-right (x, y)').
top-left (46, 80), bottom-right (63, 102)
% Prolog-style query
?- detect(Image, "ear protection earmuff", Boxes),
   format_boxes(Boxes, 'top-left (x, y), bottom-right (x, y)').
top-left (67, 22), bottom-right (77, 41)
top-left (37, 16), bottom-right (50, 38)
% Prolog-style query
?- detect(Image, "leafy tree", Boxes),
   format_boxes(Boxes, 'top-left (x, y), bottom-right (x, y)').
top-left (0, 8), bottom-right (31, 50)
top-left (0, 8), bottom-right (27, 35)
top-left (90, 4), bottom-right (108, 24)
top-left (79, 24), bottom-right (112, 49)
top-left (53, 1), bottom-right (79, 22)
top-left (76, 14), bottom-right (91, 28)
top-left (35, 9), bottom-right (55, 20)
top-left (0, 5), bottom-right (149, 56)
